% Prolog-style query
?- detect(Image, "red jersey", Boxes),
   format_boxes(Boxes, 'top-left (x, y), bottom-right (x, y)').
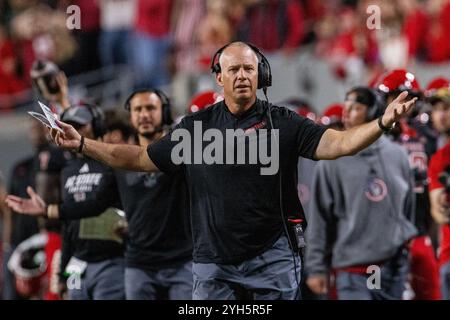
top-left (428, 142), bottom-right (450, 265)
top-left (134, 0), bottom-right (172, 37)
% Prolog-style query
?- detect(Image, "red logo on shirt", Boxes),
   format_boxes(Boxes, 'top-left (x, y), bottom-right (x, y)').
top-left (364, 178), bottom-right (388, 202)
top-left (244, 121), bottom-right (267, 134)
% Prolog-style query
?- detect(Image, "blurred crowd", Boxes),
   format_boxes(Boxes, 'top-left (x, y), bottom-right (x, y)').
top-left (0, 54), bottom-right (449, 299)
top-left (1, 0), bottom-right (450, 111)
top-left (0, 0), bottom-right (450, 301)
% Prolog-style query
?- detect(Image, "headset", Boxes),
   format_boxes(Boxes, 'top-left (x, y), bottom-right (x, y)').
top-left (368, 89), bottom-right (385, 121)
top-left (210, 41), bottom-right (272, 91)
top-left (124, 88), bottom-right (173, 126)
top-left (348, 85), bottom-right (411, 258)
top-left (61, 103), bottom-right (105, 139)
top-left (346, 86), bottom-right (384, 122)
top-left (87, 104), bottom-right (106, 139)
top-left (211, 42), bottom-right (301, 295)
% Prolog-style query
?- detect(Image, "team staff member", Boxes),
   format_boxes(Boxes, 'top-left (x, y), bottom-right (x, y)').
top-left (429, 143), bottom-right (450, 299)
top-left (427, 78), bottom-right (450, 148)
top-left (376, 70), bottom-right (441, 299)
top-left (7, 92), bottom-right (193, 300)
top-left (117, 90), bottom-right (192, 300)
top-left (428, 95), bottom-right (450, 299)
top-left (47, 42), bottom-right (417, 300)
top-left (305, 87), bottom-right (417, 300)
top-left (7, 105), bottom-right (125, 300)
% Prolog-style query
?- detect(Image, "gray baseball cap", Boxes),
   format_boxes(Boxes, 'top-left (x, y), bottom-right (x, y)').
top-left (61, 105), bottom-right (93, 125)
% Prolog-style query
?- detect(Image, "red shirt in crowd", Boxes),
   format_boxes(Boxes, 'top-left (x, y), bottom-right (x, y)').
top-left (74, 0), bottom-right (100, 32)
top-left (428, 142), bottom-right (450, 265)
top-left (0, 39), bottom-right (26, 97)
top-left (241, 0), bottom-right (305, 52)
top-left (424, 1), bottom-right (450, 63)
top-left (134, 0), bottom-right (172, 37)
top-left (402, 9), bottom-right (428, 58)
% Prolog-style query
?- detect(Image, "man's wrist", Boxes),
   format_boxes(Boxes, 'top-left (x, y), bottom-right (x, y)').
top-left (378, 116), bottom-right (394, 133)
top-left (77, 136), bottom-right (85, 153)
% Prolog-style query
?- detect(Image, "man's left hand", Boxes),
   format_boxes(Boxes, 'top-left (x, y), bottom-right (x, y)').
top-left (381, 91), bottom-right (418, 128)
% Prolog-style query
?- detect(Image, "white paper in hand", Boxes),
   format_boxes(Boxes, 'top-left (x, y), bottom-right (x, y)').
top-left (28, 101), bottom-right (64, 133)
top-left (38, 101), bottom-right (64, 133)
top-left (27, 111), bottom-right (52, 129)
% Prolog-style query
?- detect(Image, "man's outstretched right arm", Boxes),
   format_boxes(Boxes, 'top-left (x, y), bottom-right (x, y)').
top-left (49, 121), bottom-right (158, 172)
top-left (82, 138), bottom-right (157, 172)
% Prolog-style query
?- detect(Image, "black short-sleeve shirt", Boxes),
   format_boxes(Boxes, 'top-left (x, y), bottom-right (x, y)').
top-left (115, 170), bottom-right (192, 270)
top-left (147, 99), bottom-right (327, 264)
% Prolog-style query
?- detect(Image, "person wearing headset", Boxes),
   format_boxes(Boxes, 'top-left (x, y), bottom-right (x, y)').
top-left (44, 42), bottom-right (416, 300)
top-left (114, 90), bottom-right (192, 300)
top-left (305, 87), bottom-right (417, 300)
top-left (6, 92), bottom-right (193, 300)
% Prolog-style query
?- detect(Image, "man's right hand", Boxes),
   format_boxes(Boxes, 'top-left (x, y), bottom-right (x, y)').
top-left (49, 120), bottom-right (82, 152)
top-left (5, 186), bottom-right (46, 216)
top-left (306, 274), bottom-right (329, 295)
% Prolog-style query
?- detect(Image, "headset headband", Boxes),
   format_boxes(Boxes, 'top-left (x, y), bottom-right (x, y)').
top-left (210, 41), bottom-right (272, 90)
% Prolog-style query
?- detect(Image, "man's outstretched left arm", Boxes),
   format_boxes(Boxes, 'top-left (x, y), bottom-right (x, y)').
top-left (315, 91), bottom-right (417, 160)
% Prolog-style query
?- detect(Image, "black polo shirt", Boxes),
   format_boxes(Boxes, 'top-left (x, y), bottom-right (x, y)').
top-left (147, 99), bottom-right (327, 264)
top-left (115, 170), bottom-right (192, 271)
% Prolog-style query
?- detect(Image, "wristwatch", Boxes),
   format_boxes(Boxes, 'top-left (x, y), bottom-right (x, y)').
top-left (378, 116), bottom-right (395, 133)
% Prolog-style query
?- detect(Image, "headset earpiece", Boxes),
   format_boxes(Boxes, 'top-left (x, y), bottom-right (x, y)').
top-left (154, 89), bottom-right (173, 126)
top-left (124, 89), bottom-right (173, 126)
top-left (210, 41), bottom-right (272, 90)
top-left (86, 104), bottom-right (105, 139)
top-left (366, 89), bottom-right (384, 122)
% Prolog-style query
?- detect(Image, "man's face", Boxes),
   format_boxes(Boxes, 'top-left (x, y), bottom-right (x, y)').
top-left (343, 92), bottom-right (368, 129)
top-left (129, 92), bottom-right (163, 137)
top-left (216, 45), bottom-right (258, 105)
top-left (431, 101), bottom-right (450, 134)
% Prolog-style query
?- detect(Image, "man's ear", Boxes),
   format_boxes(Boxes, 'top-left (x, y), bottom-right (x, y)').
top-left (216, 73), bottom-right (224, 88)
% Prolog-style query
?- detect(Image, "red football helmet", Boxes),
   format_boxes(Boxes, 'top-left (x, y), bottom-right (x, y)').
top-left (426, 77), bottom-right (449, 91)
top-left (425, 77), bottom-right (450, 98)
top-left (188, 91), bottom-right (223, 114)
top-left (320, 103), bottom-right (344, 126)
top-left (377, 69), bottom-right (421, 93)
top-left (8, 233), bottom-right (48, 298)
